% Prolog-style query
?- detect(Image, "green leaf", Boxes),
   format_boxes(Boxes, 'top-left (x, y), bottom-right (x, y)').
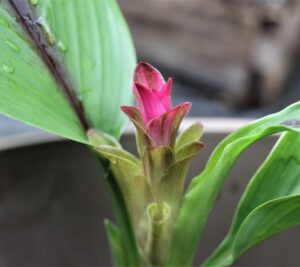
top-left (203, 132), bottom-right (300, 266)
top-left (97, 158), bottom-right (141, 267)
top-left (168, 102), bottom-right (300, 266)
top-left (0, 4), bottom-right (86, 143)
top-left (36, 0), bottom-right (136, 137)
top-left (233, 196), bottom-right (300, 259)
top-left (0, 0), bottom-right (135, 142)
top-left (105, 219), bottom-right (127, 267)
top-left (176, 123), bottom-right (204, 152)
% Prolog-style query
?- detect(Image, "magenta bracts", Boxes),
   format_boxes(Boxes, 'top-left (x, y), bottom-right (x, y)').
top-left (121, 62), bottom-right (191, 146)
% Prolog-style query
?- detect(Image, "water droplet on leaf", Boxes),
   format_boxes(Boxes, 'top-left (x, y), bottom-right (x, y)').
top-left (31, 0), bottom-right (39, 6)
top-left (57, 40), bottom-right (67, 53)
top-left (1, 63), bottom-right (15, 74)
top-left (82, 88), bottom-right (92, 94)
top-left (5, 40), bottom-right (20, 53)
top-left (36, 16), bottom-right (56, 45)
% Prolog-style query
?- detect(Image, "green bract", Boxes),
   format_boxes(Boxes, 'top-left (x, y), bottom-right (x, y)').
top-left (96, 122), bottom-right (204, 265)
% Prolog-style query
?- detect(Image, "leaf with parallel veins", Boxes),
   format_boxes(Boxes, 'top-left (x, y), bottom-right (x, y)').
top-left (168, 102), bottom-right (300, 267)
top-left (0, 0), bottom-right (136, 141)
top-left (203, 132), bottom-right (300, 266)
top-left (0, 2), bottom-right (87, 143)
top-left (36, 0), bottom-right (136, 137)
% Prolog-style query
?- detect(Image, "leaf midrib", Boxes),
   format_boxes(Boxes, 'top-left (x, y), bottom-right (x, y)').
top-left (7, 0), bottom-right (90, 131)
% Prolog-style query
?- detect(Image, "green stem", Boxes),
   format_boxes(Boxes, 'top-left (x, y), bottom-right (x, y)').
top-left (96, 155), bottom-right (140, 266)
top-left (146, 202), bottom-right (171, 266)
top-left (149, 221), bottom-right (166, 266)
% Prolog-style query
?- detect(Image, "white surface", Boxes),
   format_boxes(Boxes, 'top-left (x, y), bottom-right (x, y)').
top-left (125, 118), bottom-right (253, 134)
top-left (0, 117), bottom-right (253, 151)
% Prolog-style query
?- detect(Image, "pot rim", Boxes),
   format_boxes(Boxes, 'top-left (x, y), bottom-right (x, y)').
top-left (0, 117), bottom-right (253, 151)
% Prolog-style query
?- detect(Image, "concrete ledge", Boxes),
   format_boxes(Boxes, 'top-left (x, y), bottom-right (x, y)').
top-left (0, 118), bottom-right (253, 151)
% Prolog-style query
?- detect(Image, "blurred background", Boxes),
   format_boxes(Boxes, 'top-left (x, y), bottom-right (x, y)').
top-left (120, 0), bottom-right (300, 117)
top-left (2, 0), bottom-right (300, 135)
top-left (1, 0), bottom-right (300, 266)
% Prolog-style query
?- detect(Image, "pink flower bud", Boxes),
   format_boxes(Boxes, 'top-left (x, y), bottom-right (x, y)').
top-left (122, 62), bottom-right (191, 147)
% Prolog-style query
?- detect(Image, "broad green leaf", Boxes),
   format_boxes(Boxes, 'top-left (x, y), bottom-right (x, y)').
top-left (228, 132), bottom-right (300, 236)
top-left (202, 196), bottom-right (300, 267)
top-left (105, 219), bottom-right (128, 267)
top-left (203, 132), bottom-right (300, 266)
top-left (36, 0), bottom-right (136, 137)
top-left (0, 4), bottom-right (86, 143)
top-left (233, 196), bottom-right (300, 260)
top-left (168, 102), bottom-right (300, 266)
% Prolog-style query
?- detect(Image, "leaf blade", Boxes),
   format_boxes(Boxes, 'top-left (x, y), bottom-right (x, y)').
top-left (0, 4), bottom-right (87, 143)
top-left (233, 195), bottom-right (300, 260)
top-left (203, 132), bottom-right (300, 266)
top-left (168, 102), bottom-right (300, 266)
top-left (37, 0), bottom-right (136, 137)
top-left (105, 219), bottom-right (128, 267)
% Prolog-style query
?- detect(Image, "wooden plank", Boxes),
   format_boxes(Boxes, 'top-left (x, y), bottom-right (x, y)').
top-left (119, 0), bottom-right (300, 106)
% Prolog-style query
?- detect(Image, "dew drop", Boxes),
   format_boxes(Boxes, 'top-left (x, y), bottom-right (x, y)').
top-left (57, 40), bottom-right (67, 53)
top-left (1, 63), bottom-right (15, 74)
top-left (36, 16), bottom-right (56, 45)
top-left (82, 88), bottom-right (92, 94)
top-left (30, 0), bottom-right (39, 6)
top-left (0, 16), bottom-right (9, 28)
top-left (5, 40), bottom-right (20, 53)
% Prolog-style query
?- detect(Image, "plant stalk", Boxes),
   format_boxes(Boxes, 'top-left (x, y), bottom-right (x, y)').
top-left (96, 155), bottom-right (140, 267)
top-left (146, 202), bottom-right (171, 266)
